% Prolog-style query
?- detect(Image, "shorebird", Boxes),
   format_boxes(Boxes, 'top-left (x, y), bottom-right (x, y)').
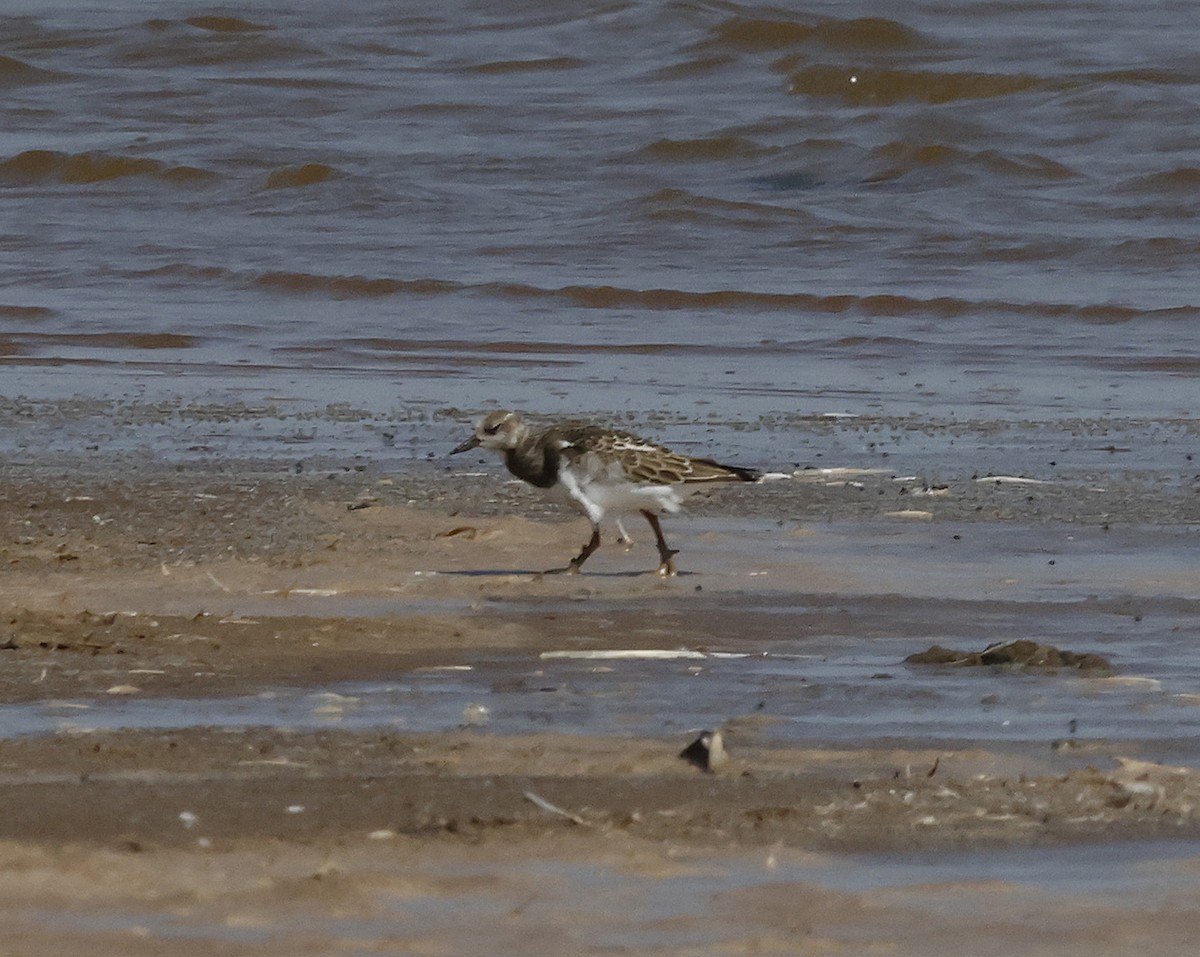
top-left (451, 410), bottom-right (759, 576)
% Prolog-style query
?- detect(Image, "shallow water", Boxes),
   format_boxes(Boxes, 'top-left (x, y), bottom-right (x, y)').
top-left (10, 644), bottom-right (1198, 761)
top-left (10, 628), bottom-right (1199, 762)
top-left (5, 517), bottom-right (1199, 757)
top-left (1, 0), bottom-right (1198, 461)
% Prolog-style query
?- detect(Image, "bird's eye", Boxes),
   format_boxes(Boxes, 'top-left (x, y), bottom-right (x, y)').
top-left (484, 424), bottom-right (499, 435)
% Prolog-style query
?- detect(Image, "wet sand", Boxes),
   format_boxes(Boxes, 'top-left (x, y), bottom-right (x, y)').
top-left (2, 453), bottom-right (1200, 953)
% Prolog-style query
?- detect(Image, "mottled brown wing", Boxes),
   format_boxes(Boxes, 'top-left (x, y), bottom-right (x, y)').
top-left (679, 456), bottom-right (760, 484)
top-left (559, 425), bottom-right (758, 485)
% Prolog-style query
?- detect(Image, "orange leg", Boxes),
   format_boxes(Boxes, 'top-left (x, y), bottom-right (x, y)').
top-left (641, 510), bottom-right (678, 577)
top-left (547, 523), bottom-right (601, 574)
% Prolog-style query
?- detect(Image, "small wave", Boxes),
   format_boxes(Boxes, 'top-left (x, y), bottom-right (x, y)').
top-left (125, 264), bottom-right (237, 284)
top-left (118, 26), bottom-right (309, 68)
top-left (296, 337), bottom-right (784, 360)
top-left (635, 187), bottom-right (820, 227)
top-left (1117, 167), bottom-right (1200, 195)
top-left (706, 15), bottom-right (923, 53)
top-left (125, 263), bottom-right (459, 298)
top-left (829, 334), bottom-right (923, 348)
top-left (706, 17), bottom-right (817, 51)
top-left (750, 170), bottom-right (824, 192)
top-left (466, 56), bottom-right (585, 74)
top-left (265, 163), bottom-right (338, 189)
top-left (808, 17), bottom-right (923, 52)
top-left (1114, 356), bottom-right (1200, 373)
top-left (976, 150), bottom-right (1076, 180)
top-left (647, 55), bottom-right (735, 80)
top-left (868, 142), bottom-right (1076, 183)
top-left (496, 285), bottom-right (1189, 326)
top-left (640, 135), bottom-right (772, 161)
top-left (789, 65), bottom-right (1046, 104)
top-left (253, 272), bottom-right (461, 298)
top-left (115, 263), bottom-right (1192, 326)
top-left (20, 332), bottom-right (198, 350)
top-left (0, 53), bottom-right (65, 87)
top-left (184, 16), bottom-right (272, 33)
top-left (0, 150), bottom-right (215, 186)
top-left (0, 304), bottom-right (55, 321)
top-left (491, 283), bottom-right (852, 312)
top-left (870, 141), bottom-right (963, 175)
top-left (1112, 237), bottom-right (1200, 266)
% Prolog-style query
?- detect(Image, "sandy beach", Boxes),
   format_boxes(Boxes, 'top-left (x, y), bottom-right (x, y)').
top-left (6, 0), bottom-right (1200, 950)
top-left (1, 449), bottom-right (1198, 954)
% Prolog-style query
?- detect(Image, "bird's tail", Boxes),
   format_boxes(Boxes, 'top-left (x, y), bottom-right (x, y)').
top-left (686, 459), bottom-right (762, 483)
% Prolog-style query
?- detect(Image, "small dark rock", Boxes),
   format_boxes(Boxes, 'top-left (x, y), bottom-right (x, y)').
top-left (904, 644), bottom-right (970, 665)
top-left (906, 639), bottom-right (1112, 673)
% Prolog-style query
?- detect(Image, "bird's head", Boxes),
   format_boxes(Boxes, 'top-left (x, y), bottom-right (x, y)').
top-left (450, 410), bottom-right (526, 454)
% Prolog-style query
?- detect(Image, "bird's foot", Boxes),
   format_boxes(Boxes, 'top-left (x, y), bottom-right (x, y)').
top-left (545, 562), bottom-right (583, 576)
top-left (614, 520), bottom-right (635, 550)
top-left (653, 546), bottom-right (679, 577)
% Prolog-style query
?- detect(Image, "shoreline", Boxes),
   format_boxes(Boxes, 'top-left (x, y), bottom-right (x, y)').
top-left (1, 451), bottom-right (1199, 952)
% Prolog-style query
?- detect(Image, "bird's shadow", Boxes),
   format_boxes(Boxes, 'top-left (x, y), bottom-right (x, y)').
top-left (437, 568), bottom-right (696, 579)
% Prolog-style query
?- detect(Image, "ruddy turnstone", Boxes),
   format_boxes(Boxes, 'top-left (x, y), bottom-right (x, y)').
top-left (451, 410), bottom-right (759, 576)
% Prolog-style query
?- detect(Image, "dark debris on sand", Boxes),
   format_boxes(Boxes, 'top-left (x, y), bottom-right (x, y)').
top-left (905, 638), bottom-right (1113, 673)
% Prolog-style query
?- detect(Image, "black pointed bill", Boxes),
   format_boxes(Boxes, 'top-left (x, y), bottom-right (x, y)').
top-left (451, 434), bottom-right (481, 455)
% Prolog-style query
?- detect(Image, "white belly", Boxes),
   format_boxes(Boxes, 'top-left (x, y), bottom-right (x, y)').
top-left (551, 463), bottom-right (687, 523)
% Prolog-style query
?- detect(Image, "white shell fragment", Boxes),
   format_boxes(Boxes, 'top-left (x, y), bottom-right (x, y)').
top-left (462, 703), bottom-right (491, 726)
top-left (523, 790), bottom-right (587, 826)
top-left (795, 467), bottom-right (891, 478)
top-left (883, 509), bottom-right (934, 520)
top-left (539, 649), bottom-right (749, 661)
